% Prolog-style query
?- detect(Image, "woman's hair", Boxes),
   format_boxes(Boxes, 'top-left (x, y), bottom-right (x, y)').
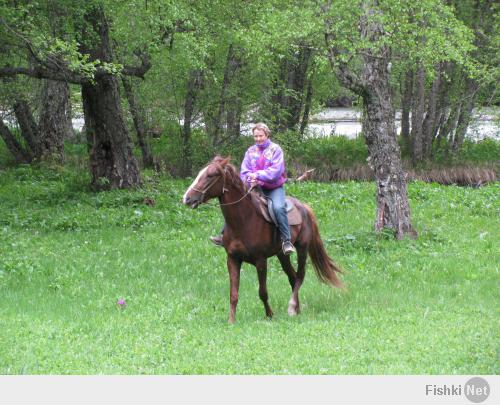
top-left (252, 122), bottom-right (271, 137)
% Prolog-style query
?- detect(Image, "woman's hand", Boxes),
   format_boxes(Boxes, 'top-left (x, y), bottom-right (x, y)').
top-left (248, 173), bottom-right (258, 185)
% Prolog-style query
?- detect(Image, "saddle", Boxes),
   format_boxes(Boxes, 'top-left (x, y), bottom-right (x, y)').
top-left (251, 189), bottom-right (302, 227)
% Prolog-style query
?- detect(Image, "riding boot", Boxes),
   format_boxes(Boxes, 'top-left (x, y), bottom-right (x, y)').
top-left (282, 240), bottom-right (296, 255)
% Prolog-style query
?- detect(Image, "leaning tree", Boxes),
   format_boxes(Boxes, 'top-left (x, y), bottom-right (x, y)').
top-left (0, 1), bottom-right (150, 189)
top-left (321, 0), bottom-right (476, 238)
top-left (247, 0), bottom-right (474, 239)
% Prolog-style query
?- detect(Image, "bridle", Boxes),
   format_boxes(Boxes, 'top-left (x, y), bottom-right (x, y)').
top-left (191, 164), bottom-right (254, 207)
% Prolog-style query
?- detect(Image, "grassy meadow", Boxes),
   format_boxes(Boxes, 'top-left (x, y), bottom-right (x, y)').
top-left (0, 163), bottom-right (498, 374)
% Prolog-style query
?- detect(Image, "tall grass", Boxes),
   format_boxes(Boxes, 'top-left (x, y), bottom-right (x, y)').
top-left (0, 164), bottom-right (498, 374)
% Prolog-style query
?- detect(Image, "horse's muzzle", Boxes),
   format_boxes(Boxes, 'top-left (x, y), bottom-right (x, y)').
top-left (182, 195), bottom-right (201, 209)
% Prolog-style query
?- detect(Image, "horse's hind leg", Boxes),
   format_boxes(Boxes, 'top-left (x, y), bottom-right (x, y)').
top-left (277, 252), bottom-right (301, 316)
top-left (294, 246), bottom-right (308, 311)
top-left (256, 259), bottom-right (273, 319)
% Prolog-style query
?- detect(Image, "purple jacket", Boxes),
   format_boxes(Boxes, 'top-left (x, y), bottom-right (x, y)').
top-left (240, 139), bottom-right (286, 190)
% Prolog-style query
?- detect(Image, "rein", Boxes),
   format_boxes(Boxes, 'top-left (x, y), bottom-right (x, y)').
top-left (219, 185), bottom-right (254, 206)
top-left (192, 165), bottom-right (253, 208)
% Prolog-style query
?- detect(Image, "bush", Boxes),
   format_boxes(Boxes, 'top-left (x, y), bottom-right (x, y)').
top-left (2, 123), bottom-right (498, 180)
top-left (149, 121), bottom-right (208, 176)
top-left (457, 139), bottom-right (500, 164)
top-left (290, 134), bottom-right (368, 169)
top-left (151, 122), bottom-right (253, 176)
top-left (431, 138), bottom-right (500, 166)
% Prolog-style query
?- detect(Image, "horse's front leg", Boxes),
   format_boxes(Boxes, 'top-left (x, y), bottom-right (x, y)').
top-left (227, 255), bottom-right (242, 324)
top-left (256, 259), bottom-right (273, 319)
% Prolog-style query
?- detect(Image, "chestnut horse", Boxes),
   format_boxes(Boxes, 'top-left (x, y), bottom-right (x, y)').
top-left (182, 156), bottom-right (343, 323)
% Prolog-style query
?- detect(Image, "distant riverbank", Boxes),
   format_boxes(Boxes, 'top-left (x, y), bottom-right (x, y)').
top-left (307, 107), bottom-right (499, 140)
top-left (66, 107), bottom-right (500, 141)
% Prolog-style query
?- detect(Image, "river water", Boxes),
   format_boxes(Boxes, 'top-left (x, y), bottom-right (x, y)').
top-left (307, 108), bottom-right (499, 141)
top-left (70, 107), bottom-right (498, 141)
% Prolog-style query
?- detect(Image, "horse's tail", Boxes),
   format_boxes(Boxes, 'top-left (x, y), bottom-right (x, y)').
top-left (304, 204), bottom-right (344, 289)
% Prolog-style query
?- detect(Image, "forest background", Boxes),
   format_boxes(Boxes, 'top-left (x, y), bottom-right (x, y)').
top-left (0, 0), bottom-right (498, 375)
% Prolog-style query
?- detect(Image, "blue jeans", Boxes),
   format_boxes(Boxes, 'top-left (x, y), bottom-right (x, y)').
top-left (218, 186), bottom-right (291, 242)
top-left (262, 186), bottom-right (291, 242)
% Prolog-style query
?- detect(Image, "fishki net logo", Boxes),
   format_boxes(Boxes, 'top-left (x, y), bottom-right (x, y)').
top-left (425, 377), bottom-right (490, 403)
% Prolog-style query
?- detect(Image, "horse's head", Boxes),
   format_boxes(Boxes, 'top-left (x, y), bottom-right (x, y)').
top-left (182, 156), bottom-right (231, 209)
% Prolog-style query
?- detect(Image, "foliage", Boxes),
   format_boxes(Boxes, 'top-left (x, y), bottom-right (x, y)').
top-left (1, 0), bottom-right (496, 171)
top-left (149, 123), bottom-right (252, 176)
top-left (0, 164), bottom-right (498, 374)
top-left (132, 129), bottom-right (500, 178)
top-left (434, 138), bottom-right (500, 166)
top-left (290, 134), bottom-right (368, 170)
top-left (3, 131), bottom-right (498, 177)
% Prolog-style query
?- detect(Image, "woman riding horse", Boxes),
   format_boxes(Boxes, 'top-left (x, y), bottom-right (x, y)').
top-left (210, 122), bottom-right (295, 255)
top-left (182, 157), bottom-right (344, 323)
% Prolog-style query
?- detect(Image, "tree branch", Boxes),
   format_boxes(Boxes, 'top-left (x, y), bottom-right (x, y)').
top-left (324, 33), bottom-right (366, 95)
top-left (0, 50), bottom-right (151, 83)
top-left (0, 64), bottom-right (86, 83)
top-left (0, 17), bottom-right (151, 83)
top-left (121, 51), bottom-right (151, 79)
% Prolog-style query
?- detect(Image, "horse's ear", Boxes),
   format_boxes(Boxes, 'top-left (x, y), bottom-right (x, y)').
top-left (220, 156), bottom-right (231, 167)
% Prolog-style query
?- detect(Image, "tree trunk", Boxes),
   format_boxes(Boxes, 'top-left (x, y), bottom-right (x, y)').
top-left (325, 2), bottom-right (417, 239)
top-left (38, 79), bottom-right (72, 163)
top-left (438, 70), bottom-right (462, 155)
top-left (181, 70), bottom-right (202, 176)
top-left (270, 47), bottom-right (312, 132)
top-left (225, 98), bottom-right (242, 141)
top-left (443, 0), bottom-right (493, 155)
top-left (211, 45), bottom-right (234, 146)
top-left (209, 44), bottom-right (243, 146)
top-left (80, 5), bottom-right (141, 190)
top-left (224, 49), bottom-right (244, 142)
top-left (400, 69), bottom-right (413, 153)
top-left (122, 76), bottom-right (154, 168)
top-left (287, 47), bottom-right (312, 130)
top-left (433, 63), bottom-right (451, 152)
top-left (362, 53), bottom-right (417, 239)
top-left (13, 99), bottom-right (40, 158)
top-left (421, 67), bottom-right (442, 159)
top-left (452, 78), bottom-right (479, 154)
top-left (0, 119), bottom-right (32, 163)
top-left (270, 60), bottom-right (288, 131)
top-left (435, 53), bottom-right (481, 157)
top-left (299, 75), bottom-right (314, 137)
top-left (410, 63), bottom-right (425, 164)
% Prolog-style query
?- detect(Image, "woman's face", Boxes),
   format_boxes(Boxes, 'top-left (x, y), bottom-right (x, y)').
top-left (253, 128), bottom-right (268, 145)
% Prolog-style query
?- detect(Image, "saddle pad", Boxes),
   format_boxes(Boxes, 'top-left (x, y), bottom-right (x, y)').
top-left (252, 193), bottom-right (302, 226)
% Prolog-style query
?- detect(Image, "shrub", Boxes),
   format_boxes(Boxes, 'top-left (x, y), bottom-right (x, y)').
top-left (458, 139), bottom-right (500, 164)
top-left (291, 134), bottom-right (368, 169)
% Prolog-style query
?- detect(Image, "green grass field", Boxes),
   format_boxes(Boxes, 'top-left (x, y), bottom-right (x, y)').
top-left (0, 164), bottom-right (498, 374)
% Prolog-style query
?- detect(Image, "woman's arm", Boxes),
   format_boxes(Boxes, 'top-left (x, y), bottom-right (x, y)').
top-left (255, 146), bottom-right (285, 183)
top-left (239, 149), bottom-right (252, 182)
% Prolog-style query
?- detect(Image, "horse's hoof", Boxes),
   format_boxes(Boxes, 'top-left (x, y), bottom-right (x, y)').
top-left (288, 305), bottom-right (300, 316)
top-left (288, 299), bottom-right (299, 316)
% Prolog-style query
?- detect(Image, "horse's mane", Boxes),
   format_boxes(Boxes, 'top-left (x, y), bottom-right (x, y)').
top-left (210, 156), bottom-right (247, 195)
